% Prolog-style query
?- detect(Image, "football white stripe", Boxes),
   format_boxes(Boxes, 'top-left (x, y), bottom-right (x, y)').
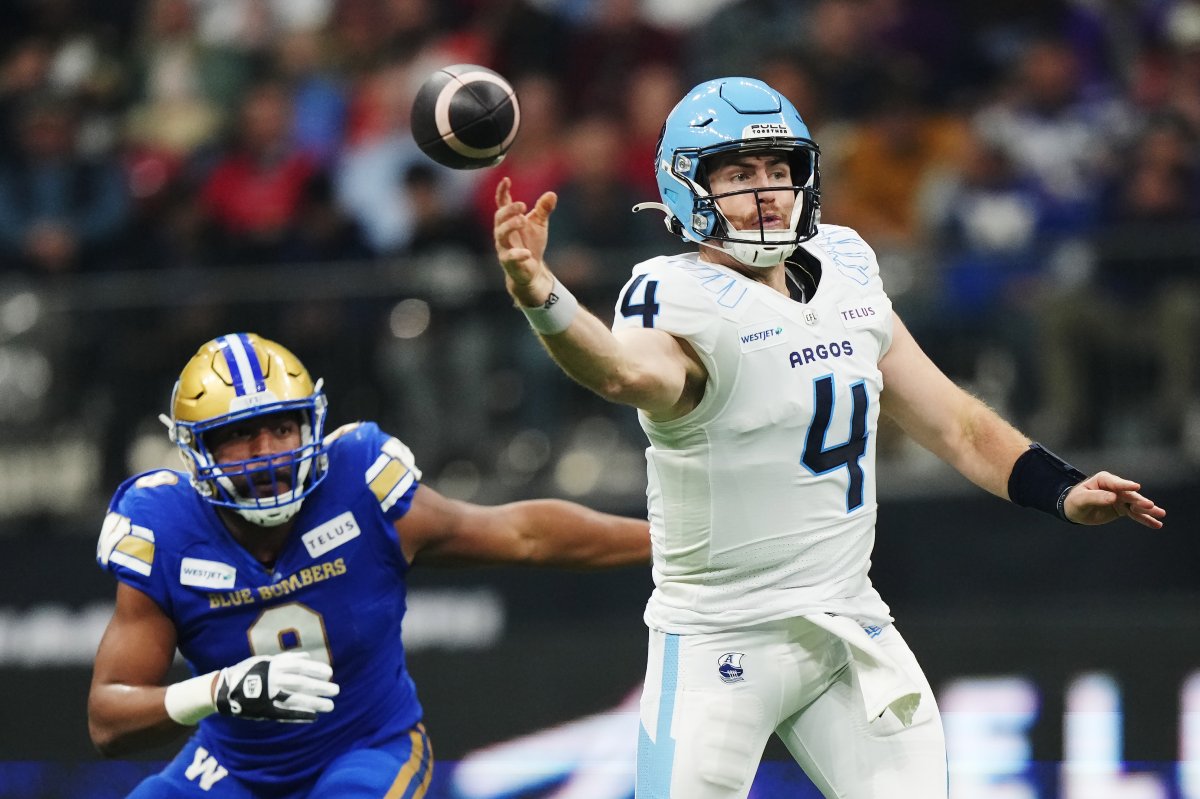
top-left (434, 71), bottom-right (521, 159)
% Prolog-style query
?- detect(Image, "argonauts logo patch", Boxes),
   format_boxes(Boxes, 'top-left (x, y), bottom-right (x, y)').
top-left (718, 652), bottom-right (746, 684)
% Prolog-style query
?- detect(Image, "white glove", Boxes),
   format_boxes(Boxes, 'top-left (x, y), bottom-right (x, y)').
top-left (214, 651), bottom-right (339, 723)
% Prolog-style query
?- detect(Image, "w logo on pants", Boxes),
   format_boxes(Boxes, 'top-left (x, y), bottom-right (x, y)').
top-left (184, 746), bottom-right (228, 791)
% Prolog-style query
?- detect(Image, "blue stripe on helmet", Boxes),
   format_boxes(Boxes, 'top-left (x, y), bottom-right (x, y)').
top-left (218, 334), bottom-right (267, 397)
top-left (236, 333), bottom-right (267, 393)
top-left (218, 335), bottom-right (247, 396)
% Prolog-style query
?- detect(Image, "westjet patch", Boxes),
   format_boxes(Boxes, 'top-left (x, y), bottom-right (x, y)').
top-left (738, 320), bottom-right (789, 352)
top-left (302, 511), bottom-right (360, 558)
top-left (180, 558), bottom-right (236, 589)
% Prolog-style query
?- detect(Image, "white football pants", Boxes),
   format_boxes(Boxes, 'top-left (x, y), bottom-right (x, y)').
top-left (635, 617), bottom-right (947, 798)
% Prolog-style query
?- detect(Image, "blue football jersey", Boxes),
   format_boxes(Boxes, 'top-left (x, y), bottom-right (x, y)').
top-left (96, 421), bottom-right (424, 789)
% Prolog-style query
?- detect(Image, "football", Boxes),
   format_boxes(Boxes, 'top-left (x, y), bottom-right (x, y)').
top-left (411, 64), bottom-right (520, 170)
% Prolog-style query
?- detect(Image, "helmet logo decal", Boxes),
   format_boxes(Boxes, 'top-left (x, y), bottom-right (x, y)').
top-left (718, 652), bottom-right (746, 684)
top-left (219, 333), bottom-right (267, 397)
top-left (229, 390), bottom-right (281, 414)
top-left (744, 123), bottom-right (792, 137)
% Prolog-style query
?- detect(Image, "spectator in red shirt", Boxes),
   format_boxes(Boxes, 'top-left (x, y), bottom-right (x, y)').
top-left (199, 80), bottom-right (317, 263)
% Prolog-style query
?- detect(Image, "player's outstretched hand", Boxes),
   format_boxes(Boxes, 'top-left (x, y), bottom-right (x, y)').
top-left (1063, 471), bottom-right (1166, 529)
top-left (214, 651), bottom-right (340, 723)
top-left (493, 176), bottom-right (557, 307)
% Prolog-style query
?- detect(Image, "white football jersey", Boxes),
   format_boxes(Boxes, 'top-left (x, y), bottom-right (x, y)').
top-left (612, 225), bottom-right (896, 633)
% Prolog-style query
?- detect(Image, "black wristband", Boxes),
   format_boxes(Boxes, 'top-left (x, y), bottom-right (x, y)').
top-left (1007, 443), bottom-right (1088, 523)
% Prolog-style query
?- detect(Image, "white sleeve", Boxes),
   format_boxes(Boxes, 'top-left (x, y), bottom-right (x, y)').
top-left (611, 259), bottom-right (722, 355)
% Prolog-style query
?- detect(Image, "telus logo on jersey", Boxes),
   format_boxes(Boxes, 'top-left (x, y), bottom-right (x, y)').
top-left (738, 320), bottom-right (788, 353)
top-left (789, 340), bottom-right (854, 367)
top-left (837, 301), bottom-right (880, 329)
top-left (302, 511), bottom-right (360, 558)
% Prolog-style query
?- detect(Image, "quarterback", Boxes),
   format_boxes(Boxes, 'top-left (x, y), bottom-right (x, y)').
top-left (88, 332), bottom-right (650, 798)
top-left (492, 77), bottom-right (1165, 797)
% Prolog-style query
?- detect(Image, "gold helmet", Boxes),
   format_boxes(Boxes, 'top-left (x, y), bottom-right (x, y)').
top-left (162, 333), bottom-right (329, 526)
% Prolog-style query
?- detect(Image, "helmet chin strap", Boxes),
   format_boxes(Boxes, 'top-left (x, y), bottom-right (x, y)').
top-left (234, 501), bottom-right (303, 527)
top-left (719, 234), bottom-right (798, 267)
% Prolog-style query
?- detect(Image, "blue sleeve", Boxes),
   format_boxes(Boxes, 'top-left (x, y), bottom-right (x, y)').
top-left (325, 422), bottom-right (422, 524)
top-left (95, 471), bottom-right (186, 615)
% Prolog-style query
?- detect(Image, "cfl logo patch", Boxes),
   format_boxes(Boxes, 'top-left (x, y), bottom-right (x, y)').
top-left (718, 652), bottom-right (746, 684)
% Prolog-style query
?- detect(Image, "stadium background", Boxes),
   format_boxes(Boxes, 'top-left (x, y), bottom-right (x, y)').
top-left (0, 0), bottom-right (1198, 797)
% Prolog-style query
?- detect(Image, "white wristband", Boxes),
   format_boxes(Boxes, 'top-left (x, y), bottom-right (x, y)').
top-left (165, 672), bottom-right (218, 725)
top-left (519, 278), bottom-right (578, 335)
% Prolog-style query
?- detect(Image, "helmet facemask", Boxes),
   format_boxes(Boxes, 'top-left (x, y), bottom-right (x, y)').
top-left (688, 144), bottom-right (821, 267)
top-left (170, 392), bottom-right (329, 527)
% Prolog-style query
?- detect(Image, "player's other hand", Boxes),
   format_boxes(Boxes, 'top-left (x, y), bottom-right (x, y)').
top-left (1063, 471), bottom-right (1166, 529)
top-left (214, 651), bottom-right (340, 723)
top-left (493, 176), bottom-right (557, 307)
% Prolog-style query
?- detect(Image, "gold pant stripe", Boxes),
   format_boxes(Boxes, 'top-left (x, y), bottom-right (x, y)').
top-left (384, 723), bottom-right (432, 799)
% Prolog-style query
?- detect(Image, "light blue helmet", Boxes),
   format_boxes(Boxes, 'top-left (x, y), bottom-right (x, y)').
top-left (644, 77), bottom-right (821, 267)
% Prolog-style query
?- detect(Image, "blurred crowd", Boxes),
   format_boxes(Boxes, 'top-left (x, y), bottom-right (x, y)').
top-left (1, 0), bottom-right (1198, 509)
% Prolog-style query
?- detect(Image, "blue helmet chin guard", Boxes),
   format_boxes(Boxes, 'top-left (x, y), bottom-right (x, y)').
top-left (636, 77), bottom-right (821, 268)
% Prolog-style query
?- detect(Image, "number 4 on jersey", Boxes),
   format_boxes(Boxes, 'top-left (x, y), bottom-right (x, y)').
top-left (802, 375), bottom-right (868, 512)
top-left (619, 274), bottom-right (660, 328)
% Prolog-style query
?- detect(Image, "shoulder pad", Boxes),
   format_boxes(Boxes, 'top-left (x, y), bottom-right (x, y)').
top-left (366, 435), bottom-right (421, 514)
top-left (98, 469), bottom-right (193, 577)
top-left (806, 225), bottom-right (880, 287)
top-left (96, 509), bottom-right (155, 576)
top-left (324, 421), bottom-right (363, 446)
top-left (614, 256), bottom-right (730, 344)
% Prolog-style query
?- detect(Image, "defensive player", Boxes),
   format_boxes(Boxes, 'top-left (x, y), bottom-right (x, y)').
top-left (88, 332), bottom-right (650, 798)
top-left (492, 77), bottom-right (1166, 798)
